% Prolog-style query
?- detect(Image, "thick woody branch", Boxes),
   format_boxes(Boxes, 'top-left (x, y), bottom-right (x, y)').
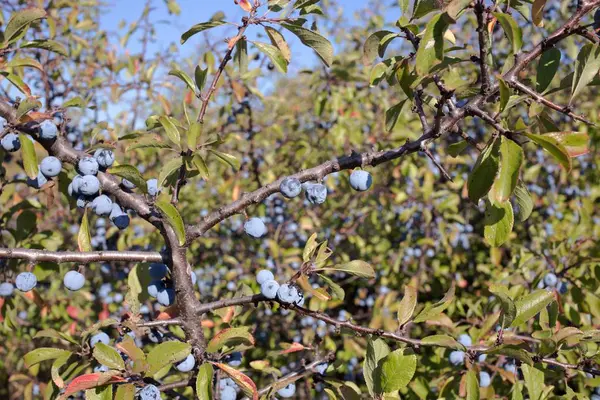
top-left (474, 0), bottom-right (491, 94)
top-left (0, 248), bottom-right (164, 264)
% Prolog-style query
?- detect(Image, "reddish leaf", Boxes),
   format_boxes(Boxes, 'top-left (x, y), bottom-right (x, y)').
top-left (238, 0), bottom-right (253, 12)
top-left (212, 363), bottom-right (258, 400)
top-left (60, 373), bottom-right (126, 399)
top-left (281, 342), bottom-right (307, 354)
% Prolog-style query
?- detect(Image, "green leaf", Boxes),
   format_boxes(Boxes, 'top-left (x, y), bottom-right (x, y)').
top-left (181, 20), bottom-right (226, 44)
top-left (485, 344), bottom-right (533, 365)
top-left (63, 96), bottom-right (87, 108)
top-left (317, 260), bottom-right (375, 279)
top-left (498, 78), bottom-right (510, 112)
top-left (251, 41), bottom-right (288, 73)
top-left (490, 137), bottom-right (523, 203)
top-left (412, 0), bottom-right (439, 19)
top-left (493, 12), bottom-right (523, 54)
top-left (169, 68), bottom-right (196, 93)
top-left (208, 149), bottom-right (240, 171)
top-left (421, 335), bottom-right (465, 350)
top-left (317, 274), bottom-right (345, 300)
top-left (513, 182), bottom-right (533, 222)
top-left (543, 131), bottom-right (589, 158)
top-left (93, 343), bottom-right (125, 370)
top-left (571, 43), bottom-right (600, 103)
top-left (414, 13), bottom-right (451, 75)
top-left (196, 364), bottom-right (214, 400)
top-left (536, 48), bottom-right (561, 93)
top-left (448, 140), bottom-right (469, 157)
top-left (413, 283), bottom-right (455, 323)
top-left (363, 30), bottom-right (398, 65)
top-left (385, 100), bottom-right (407, 132)
top-left (467, 136), bottom-right (500, 203)
top-left (78, 211), bottom-right (92, 252)
top-left (444, 0), bottom-right (472, 21)
top-left (192, 154), bottom-right (209, 180)
top-left (158, 116), bottom-right (181, 146)
top-left (109, 164), bottom-right (148, 193)
top-left (20, 39), bottom-right (68, 56)
top-left (16, 97), bottom-right (41, 120)
top-left (511, 290), bottom-right (555, 328)
top-left (483, 200), bottom-right (514, 247)
top-left (377, 349), bottom-right (417, 394)
top-left (114, 384), bottom-right (135, 400)
top-left (195, 66), bottom-right (208, 92)
top-left (24, 347), bottom-right (71, 368)
top-left (489, 284), bottom-right (517, 327)
top-left (126, 135), bottom-right (171, 151)
top-left (146, 341), bottom-right (191, 377)
top-left (4, 8), bottom-right (46, 45)
top-left (281, 22), bottom-right (333, 67)
top-left (264, 26), bottom-right (291, 63)
top-left (234, 38), bottom-right (249, 73)
top-left (1, 72), bottom-right (31, 95)
top-left (363, 337), bottom-right (390, 397)
top-left (206, 327), bottom-right (255, 353)
top-left (158, 157), bottom-right (183, 188)
top-left (155, 200), bottom-right (186, 246)
top-left (524, 132), bottom-right (571, 171)
top-left (397, 284), bottom-right (417, 327)
top-left (522, 364), bottom-right (544, 400)
top-left (465, 370), bottom-right (479, 400)
top-left (6, 57), bottom-right (43, 71)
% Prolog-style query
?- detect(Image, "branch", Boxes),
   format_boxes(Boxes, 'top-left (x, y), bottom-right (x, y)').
top-left (241, 354), bottom-right (335, 400)
top-left (474, 0), bottom-right (491, 94)
top-left (0, 248), bottom-right (164, 264)
top-left (193, 294), bottom-right (600, 376)
top-left (506, 79), bottom-right (594, 125)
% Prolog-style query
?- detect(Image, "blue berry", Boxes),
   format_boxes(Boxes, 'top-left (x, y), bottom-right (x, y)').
top-left (78, 157), bottom-right (99, 176)
top-left (27, 170), bottom-right (48, 189)
top-left (256, 269), bottom-right (274, 285)
top-left (277, 383), bottom-right (296, 398)
top-left (112, 214), bottom-right (130, 230)
top-left (91, 195), bottom-right (113, 216)
top-left (0, 282), bottom-right (14, 296)
top-left (39, 120), bottom-right (58, 140)
top-left (15, 272), bottom-right (37, 292)
top-left (280, 177), bottom-right (302, 198)
top-left (449, 350), bottom-right (465, 365)
top-left (157, 288), bottom-right (175, 306)
top-left (227, 352), bottom-right (242, 367)
top-left (76, 195), bottom-right (91, 209)
top-left (315, 363), bottom-right (328, 375)
top-left (176, 354), bottom-right (196, 372)
top-left (592, 395), bottom-right (600, 400)
top-left (138, 384), bottom-right (161, 400)
top-left (277, 284), bottom-right (298, 304)
top-left (90, 332), bottom-right (110, 348)
top-left (504, 363), bottom-right (517, 374)
top-left (458, 334), bottom-right (472, 347)
top-left (349, 170), bottom-right (372, 191)
top-left (0, 117), bottom-right (5, 130)
top-left (67, 133), bottom-right (77, 142)
top-left (558, 281), bottom-right (568, 294)
top-left (147, 280), bottom-right (166, 298)
top-left (260, 280), bottom-right (279, 299)
top-left (147, 178), bottom-right (159, 196)
top-left (121, 178), bottom-right (136, 190)
top-left (244, 217), bottom-right (267, 238)
top-left (40, 156), bottom-right (62, 178)
top-left (544, 273), bottom-right (558, 287)
top-left (1, 133), bottom-right (20, 152)
top-left (79, 175), bottom-right (100, 196)
top-left (305, 183), bottom-right (327, 204)
top-left (479, 371), bottom-right (491, 388)
top-left (64, 271), bottom-right (85, 291)
top-left (148, 263), bottom-right (169, 280)
top-left (93, 149), bottom-right (115, 169)
top-left (221, 386), bottom-right (236, 400)
top-left (478, 353), bottom-right (487, 363)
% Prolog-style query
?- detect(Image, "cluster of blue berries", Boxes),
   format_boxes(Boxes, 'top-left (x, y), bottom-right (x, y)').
top-left (146, 263), bottom-right (177, 307)
top-left (257, 269), bottom-right (304, 306)
top-left (243, 171), bottom-right (372, 239)
top-left (537, 273), bottom-right (568, 294)
top-left (219, 377), bottom-right (240, 400)
top-left (448, 334), bottom-right (491, 387)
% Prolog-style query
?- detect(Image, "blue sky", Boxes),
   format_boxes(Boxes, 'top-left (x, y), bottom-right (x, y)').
top-left (99, 0), bottom-right (373, 66)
